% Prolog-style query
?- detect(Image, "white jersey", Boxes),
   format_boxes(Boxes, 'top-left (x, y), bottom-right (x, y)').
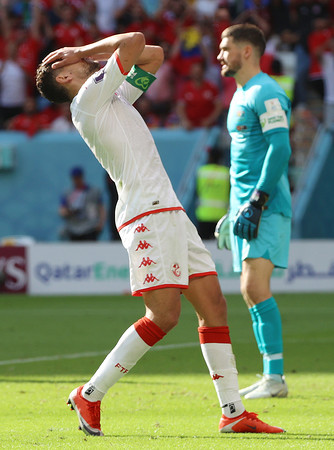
top-left (70, 53), bottom-right (183, 230)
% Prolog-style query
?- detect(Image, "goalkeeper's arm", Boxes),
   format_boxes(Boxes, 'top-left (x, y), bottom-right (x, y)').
top-left (234, 131), bottom-right (291, 241)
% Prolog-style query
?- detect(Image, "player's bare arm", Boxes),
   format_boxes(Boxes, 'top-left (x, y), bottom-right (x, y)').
top-left (42, 32), bottom-right (145, 72)
top-left (134, 45), bottom-right (164, 74)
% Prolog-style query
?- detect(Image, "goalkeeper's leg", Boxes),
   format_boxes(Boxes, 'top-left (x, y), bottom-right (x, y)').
top-left (239, 258), bottom-right (287, 399)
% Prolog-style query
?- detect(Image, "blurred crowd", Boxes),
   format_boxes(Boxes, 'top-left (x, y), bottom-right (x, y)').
top-left (1, 0), bottom-right (334, 136)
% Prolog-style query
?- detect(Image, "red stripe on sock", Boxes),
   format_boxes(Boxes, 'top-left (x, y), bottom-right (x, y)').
top-left (198, 326), bottom-right (231, 344)
top-left (134, 317), bottom-right (166, 346)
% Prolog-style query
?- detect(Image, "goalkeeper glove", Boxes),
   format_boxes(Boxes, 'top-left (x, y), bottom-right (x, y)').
top-left (233, 189), bottom-right (269, 241)
top-left (214, 214), bottom-right (231, 250)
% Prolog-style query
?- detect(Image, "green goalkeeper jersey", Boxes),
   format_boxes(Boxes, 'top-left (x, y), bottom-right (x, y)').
top-left (227, 71), bottom-right (292, 218)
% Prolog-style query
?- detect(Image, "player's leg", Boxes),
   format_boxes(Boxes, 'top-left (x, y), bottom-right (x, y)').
top-left (182, 274), bottom-right (284, 433)
top-left (182, 275), bottom-right (244, 417)
top-left (239, 257), bottom-right (287, 399)
top-left (68, 287), bottom-right (180, 435)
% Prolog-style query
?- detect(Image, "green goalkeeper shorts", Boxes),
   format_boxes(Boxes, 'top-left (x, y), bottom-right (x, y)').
top-left (230, 212), bottom-right (291, 273)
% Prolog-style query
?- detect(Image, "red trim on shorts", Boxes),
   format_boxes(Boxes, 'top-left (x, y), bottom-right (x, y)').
top-left (118, 207), bottom-right (185, 231)
top-left (189, 271), bottom-right (218, 279)
top-left (198, 326), bottom-right (231, 344)
top-left (132, 283), bottom-right (188, 297)
top-left (115, 52), bottom-right (129, 75)
top-left (134, 316), bottom-right (166, 346)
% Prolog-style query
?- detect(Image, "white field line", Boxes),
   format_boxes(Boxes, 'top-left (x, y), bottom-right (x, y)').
top-left (0, 342), bottom-right (199, 366)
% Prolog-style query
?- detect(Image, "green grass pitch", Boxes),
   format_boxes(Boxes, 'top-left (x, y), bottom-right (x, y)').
top-left (1, 292), bottom-right (333, 449)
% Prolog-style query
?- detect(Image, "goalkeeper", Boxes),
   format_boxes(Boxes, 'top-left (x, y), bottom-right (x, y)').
top-left (216, 24), bottom-right (292, 399)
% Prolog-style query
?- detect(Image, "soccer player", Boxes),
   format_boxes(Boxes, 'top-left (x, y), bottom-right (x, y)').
top-left (216, 24), bottom-right (291, 399)
top-left (36, 32), bottom-right (284, 435)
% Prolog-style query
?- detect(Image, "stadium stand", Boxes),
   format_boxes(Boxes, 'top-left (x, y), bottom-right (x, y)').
top-left (1, 0), bottom-right (334, 240)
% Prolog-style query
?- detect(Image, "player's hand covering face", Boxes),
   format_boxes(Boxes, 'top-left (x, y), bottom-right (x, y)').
top-left (43, 47), bottom-right (85, 70)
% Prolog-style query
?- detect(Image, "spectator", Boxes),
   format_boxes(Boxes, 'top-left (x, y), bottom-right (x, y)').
top-left (115, 0), bottom-right (157, 44)
top-left (6, 96), bottom-right (50, 136)
top-left (145, 41), bottom-right (176, 123)
top-left (50, 103), bottom-right (75, 132)
top-left (0, 41), bottom-right (27, 128)
top-left (308, 17), bottom-right (334, 102)
top-left (169, 11), bottom-right (205, 81)
top-left (290, 0), bottom-right (328, 109)
top-left (270, 59), bottom-right (295, 102)
top-left (176, 61), bottom-right (222, 129)
top-left (195, 147), bottom-right (229, 240)
top-left (59, 167), bottom-right (106, 241)
top-left (53, 3), bottom-right (87, 48)
top-left (319, 36), bottom-right (334, 129)
top-left (94, 0), bottom-right (126, 33)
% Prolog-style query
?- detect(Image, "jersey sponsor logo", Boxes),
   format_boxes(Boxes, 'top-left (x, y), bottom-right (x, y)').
top-left (143, 273), bottom-right (159, 284)
top-left (236, 125), bottom-right (247, 131)
top-left (135, 240), bottom-right (153, 251)
top-left (139, 257), bottom-right (156, 268)
top-left (172, 263), bottom-right (181, 278)
top-left (212, 373), bottom-right (224, 380)
top-left (93, 70), bottom-right (105, 84)
top-left (134, 224), bottom-right (150, 233)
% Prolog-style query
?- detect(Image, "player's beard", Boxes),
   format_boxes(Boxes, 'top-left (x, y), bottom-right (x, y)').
top-left (221, 57), bottom-right (242, 78)
top-left (83, 59), bottom-right (101, 76)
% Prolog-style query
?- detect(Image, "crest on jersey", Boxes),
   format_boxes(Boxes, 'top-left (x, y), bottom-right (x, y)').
top-left (172, 263), bottom-right (181, 278)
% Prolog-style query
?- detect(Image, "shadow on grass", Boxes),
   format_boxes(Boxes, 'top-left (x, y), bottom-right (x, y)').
top-left (102, 433), bottom-right (334, 442)
top-left (0, 378), bottom-right (177, 385)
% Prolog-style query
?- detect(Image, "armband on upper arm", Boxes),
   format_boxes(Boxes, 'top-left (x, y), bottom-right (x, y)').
top-left (126, 65), bottom-right (156, 92)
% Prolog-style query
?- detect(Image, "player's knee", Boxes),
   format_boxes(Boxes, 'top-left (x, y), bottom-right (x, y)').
top-left (159, 311), bottom-right (179, 332)
top-left (150, 310), bottom-right (179, 333)
top-left (198, 292), bottom-right (228, 327)
top-left (241, 278), bottom-right (268, 305)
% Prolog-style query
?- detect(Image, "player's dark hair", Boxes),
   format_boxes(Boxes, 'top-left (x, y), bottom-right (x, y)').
top-left (36, 63), bottom-right (71, 104)
top-left (222, 24), bottom-right (266, 57)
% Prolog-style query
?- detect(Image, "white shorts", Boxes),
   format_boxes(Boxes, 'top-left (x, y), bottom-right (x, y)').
top-left (119, 210), bottom-right (217, 296)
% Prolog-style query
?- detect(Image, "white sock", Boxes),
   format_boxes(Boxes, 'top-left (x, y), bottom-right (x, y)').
top-left (83, 324), bottom-right (151, 401)
top-left (82, 317), bottom-right (166, 402)
top-left (201, 342), bottom-right (245, 418)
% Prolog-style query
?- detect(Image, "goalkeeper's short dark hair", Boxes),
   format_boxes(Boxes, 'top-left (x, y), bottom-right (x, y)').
top-left (222, 24), bottom-right (266, 58)
top-left (36, 63), bottom-right (71, 104)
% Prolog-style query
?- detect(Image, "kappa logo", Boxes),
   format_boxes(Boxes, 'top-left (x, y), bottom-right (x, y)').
top-left (135, 76), bottom-right (150, 90)
top-left (134, 224), bottom-right (150, 233)
top-left (212, 374), bottom-right (224, 380)
top-left (143, 273), bottom-right (159, 284)
top-left (135, 240), bottom-right (153, 251)
top-left (139, 257), bottom-right (156, 268)
top-left (172, 263), bottom-right (181, 278)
